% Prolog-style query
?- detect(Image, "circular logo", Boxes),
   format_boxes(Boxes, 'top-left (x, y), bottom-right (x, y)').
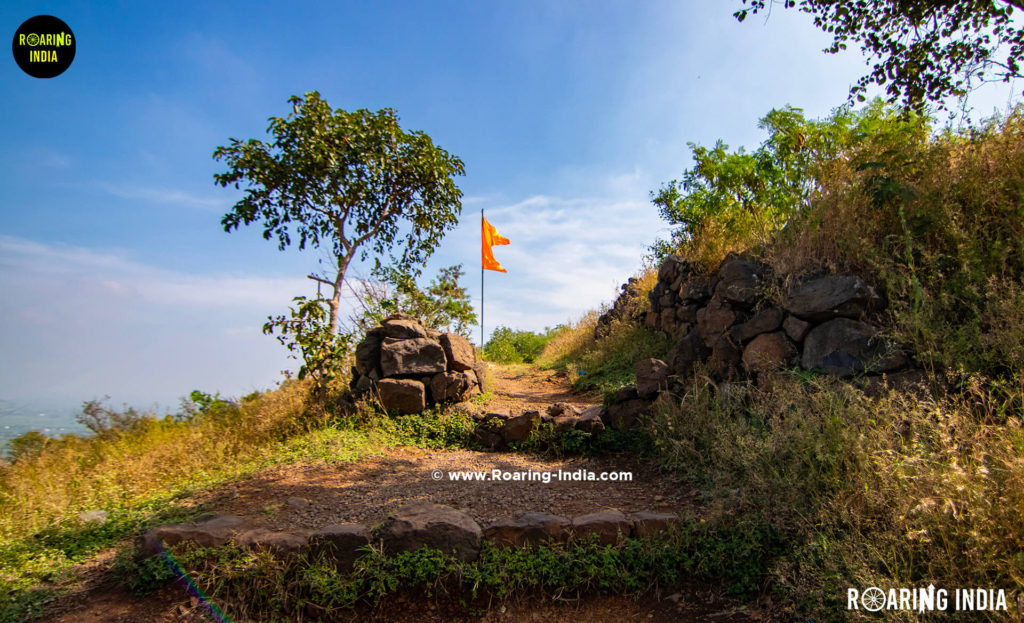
top-left (861, 587), bottom-right (886, 612)
top-left (12, 15), bottom-right (75, 78)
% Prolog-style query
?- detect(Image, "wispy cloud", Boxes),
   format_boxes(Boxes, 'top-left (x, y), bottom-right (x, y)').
top-left (0, 235), bottom-right (316, 406)
top-left (26, 147), bottom-right (73, 169)
top-left (97, 182), bottom-right (228, 211)
top-left (447, 190), bottom-right (669, 334)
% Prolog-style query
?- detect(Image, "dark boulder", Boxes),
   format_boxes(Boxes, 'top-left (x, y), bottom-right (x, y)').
top-left (715, 259), bottom-right (763, 307)
top-left (801, 318), bottom-right (906, 377)
top-left (675, 302), bottom-right (700, 323)
top-left (575, 406), bottom-right (607, 433)
top-left (439, 333), bottom-right (476, 371)
top-left (503, 411), bottom-right (540, 443)
top-left (485, 512), bottom-right (570, 548)
top-left (678, 281), bottom-right (710, 303)
top-left (354, 334), bottom-right (381, 377)
top-left (572, 510), bottom-right (631, 545)
top-left (376, 502), bottom-right (482, 561)
top-left (729, 307), bottom-right (784, 344)
top-left (473, 412), bottom-right (510, 449)
top-left (309, 523), bottom-right (371, 571)
top-left (782, 315), bottom-right (811, 342)
top-left (635, 358), bottom-right (670, 399)
top-left (613, 386), bottom-right (639, 402)
top-left (234, 529), bottom-right (309, 558)
top-left (141, 514), bottom-right (252, 556)
top-left (667, 330), bottom-right (711, 375)
top-left (381, 317), bottom-right (429, 339)
top-left (430, 371), bottom-right (469, 403)
top-left (742, 332), bottom-right (798, 374)
top-left (783, 275), bottom-right (880, 322)
top-left (380, 337), bottom-right (447, 377)
top-left (631, 511), bottom-right (681, 538)
top-left (603, 399), bottom-right (647, 430)
top-left (377, 378), bottom-right (426, 414)
top-left (696, 297), bottom-right (738, 346)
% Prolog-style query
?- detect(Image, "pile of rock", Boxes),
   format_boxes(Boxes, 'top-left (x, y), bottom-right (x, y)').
top-left (645, 254), bottom-right (908, 381)
top-left (138, 503), bottom-right (681, 566)
top-left (594, 276), bottom-right (646, 338)
top-left (350, 314), bottom-right (486, 415)
top-left (471, 402), bottom-right (606, 449)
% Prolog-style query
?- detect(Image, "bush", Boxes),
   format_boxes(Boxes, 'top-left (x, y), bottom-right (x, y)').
top-left (4, 432), bottom-right (48, 463)
top-left (482, 326), bottom-right (551, 363)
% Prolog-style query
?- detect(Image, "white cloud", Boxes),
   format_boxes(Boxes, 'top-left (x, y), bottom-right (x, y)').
top-left (98, 182), bottom-right (228, 211)
top-left (444, 190), bottom-right (668, 338)
top-left (26, 147), bottom-right (73, 169)
top-left (0, 235), bottom-right (318, 407)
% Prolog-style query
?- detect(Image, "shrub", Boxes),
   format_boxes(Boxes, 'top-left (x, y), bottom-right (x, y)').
top-left (482, 326), bottom-right (551, 364)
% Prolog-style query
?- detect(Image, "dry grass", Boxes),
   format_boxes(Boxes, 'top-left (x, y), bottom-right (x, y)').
top-left (536, 269), bottom-right (668, 398)
top-left (766, 112), bottom-right (1024, 384)
top-left (535, 310), bottom-right (600, 370)
top-left (648, 372), bottom-right (1024, 619)
top-left (0, 380), bottom-right (314, 541)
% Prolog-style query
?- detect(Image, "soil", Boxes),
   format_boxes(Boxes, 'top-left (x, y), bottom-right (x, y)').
top-left (482, 363), bottom-right (601, 413)
top-left (40, 363), bottom-right (759, 623)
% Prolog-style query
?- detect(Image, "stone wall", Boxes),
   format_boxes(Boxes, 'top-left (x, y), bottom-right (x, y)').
top-left (642, 253), bottom-right (908, 382)
top-left (139, 503), bottom-right (681, 565)
top-left (350, 314), bottom-right (486, 414)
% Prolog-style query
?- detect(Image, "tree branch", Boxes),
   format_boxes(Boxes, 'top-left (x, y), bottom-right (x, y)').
top-left (306, 274), bottom-right (335, 286)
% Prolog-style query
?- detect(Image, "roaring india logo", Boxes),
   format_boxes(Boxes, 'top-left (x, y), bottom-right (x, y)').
top-left (12, 15), bottom-right (76, 78)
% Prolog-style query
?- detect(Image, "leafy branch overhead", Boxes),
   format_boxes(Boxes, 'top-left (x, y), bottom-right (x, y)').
top-left (213, 91), bottom-right (466, 336)
top-left (735, 0), bottom-right (1024, 110)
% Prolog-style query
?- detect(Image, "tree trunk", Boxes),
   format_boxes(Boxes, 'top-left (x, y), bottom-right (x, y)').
top-left (328, 254), bottom-right (351, 336)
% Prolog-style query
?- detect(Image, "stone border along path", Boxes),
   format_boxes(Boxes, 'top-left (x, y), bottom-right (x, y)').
top-left (139, 503), bottom-right (681, 569)
top-left (136, 365), bottom-right (687, 576)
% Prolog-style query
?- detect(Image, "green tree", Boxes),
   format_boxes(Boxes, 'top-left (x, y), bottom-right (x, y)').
top-left (213, 91), bottom-right (466, 337)
top-left (483, 326), bottom-right (551, 363)
top-left (734, 0), bottom-right (1024, 111)
top-left (651, 102), bottom-right (930, 263)
top-left (263, 296), bottom-right (352, 400)
top-left (355, 264), bottom-right (477, 337)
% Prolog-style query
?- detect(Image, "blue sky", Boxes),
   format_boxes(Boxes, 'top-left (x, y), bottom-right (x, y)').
top-left (1, 1), bottom-right (1019, 435)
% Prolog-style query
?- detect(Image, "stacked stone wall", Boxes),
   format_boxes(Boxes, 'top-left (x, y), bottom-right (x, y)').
top-left (350, 314), bottom-right (486, 414)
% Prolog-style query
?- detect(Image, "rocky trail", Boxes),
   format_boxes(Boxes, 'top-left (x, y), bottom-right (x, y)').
top-left (42, 364), bottom-right (756, 623)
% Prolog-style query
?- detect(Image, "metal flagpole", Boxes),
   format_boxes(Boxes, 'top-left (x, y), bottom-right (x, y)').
top-left (481, 208), bottom-right (485, 348)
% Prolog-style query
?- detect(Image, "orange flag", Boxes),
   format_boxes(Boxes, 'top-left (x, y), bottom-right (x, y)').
top-left (482, 215), bottom-right (510, 272)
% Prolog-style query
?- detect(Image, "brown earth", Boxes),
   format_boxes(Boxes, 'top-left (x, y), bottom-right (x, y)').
top-left (41, 363), bottom-right (759, 623)
top-left (482, 363), bottom-right (601, 413)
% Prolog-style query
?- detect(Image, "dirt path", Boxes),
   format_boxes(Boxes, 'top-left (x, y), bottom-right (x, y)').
top-left (40, 363), bottom-right (753, 623)
top-left (482, 362), bottom-right (602, 414)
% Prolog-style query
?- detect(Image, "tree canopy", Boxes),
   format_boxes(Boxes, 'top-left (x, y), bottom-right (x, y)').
top-left (651, 101), bottom-right (930, 265)
top-left (735, 0), bottom-right (1024, 110)
top-left (213, 91), bottom-right (466, 335)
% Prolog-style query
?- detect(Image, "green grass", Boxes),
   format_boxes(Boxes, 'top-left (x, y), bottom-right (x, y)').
top-left (540, 320), bottom-right (671, 402)
top-left (0, 384), bottom-right (479, 623)
top-left (113, 524), bottom-right (773, 622)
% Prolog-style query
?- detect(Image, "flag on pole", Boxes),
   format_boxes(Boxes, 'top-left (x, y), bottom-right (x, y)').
top-left (482, 216), bottom-right (510, 272)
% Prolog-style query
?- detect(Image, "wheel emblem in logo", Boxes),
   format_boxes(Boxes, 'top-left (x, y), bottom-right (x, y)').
top-left (861, 587), bottom-right (886, 612)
